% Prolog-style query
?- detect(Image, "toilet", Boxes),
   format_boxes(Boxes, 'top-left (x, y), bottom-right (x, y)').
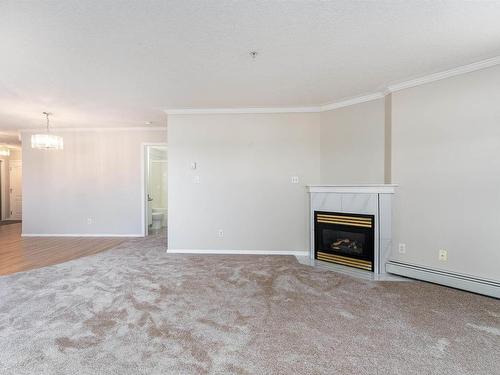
top-left (151, 207), bottom-right (167, 229)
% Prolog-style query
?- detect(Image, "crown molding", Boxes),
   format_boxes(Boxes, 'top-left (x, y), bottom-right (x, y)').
top-left (387, 55), bottom-right (500, 92)
top-left (164, 55), bottom-right (500, 115)
top-left (163, 96), bottom-right (387, 115)
top-left (19, 126), bottom-right (167, 133)
top-left (165, 106), bottom-right (321, 115)
top-left (319, 92), bottom-right (385, 111)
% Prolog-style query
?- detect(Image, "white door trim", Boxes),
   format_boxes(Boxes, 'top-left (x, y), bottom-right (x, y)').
top-left (141, 143), bottom-right (167, 236)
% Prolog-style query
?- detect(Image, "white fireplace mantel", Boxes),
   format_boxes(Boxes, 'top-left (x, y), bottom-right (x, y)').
top-left (307, 184), bottom-right (397, 274)
top-left (307, 184), bottom-right (397, 194)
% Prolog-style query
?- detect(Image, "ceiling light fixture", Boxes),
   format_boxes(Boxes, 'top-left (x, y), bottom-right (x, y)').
top-left (0, 145), bottom-right (10, 157)
top-left (31, 112), bottom-right (64, 151)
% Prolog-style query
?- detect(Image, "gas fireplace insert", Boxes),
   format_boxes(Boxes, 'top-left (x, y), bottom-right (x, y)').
top-left (314, 211), bottom-right (375, 271)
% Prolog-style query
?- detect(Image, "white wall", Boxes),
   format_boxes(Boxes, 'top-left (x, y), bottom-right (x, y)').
top-left (391, 65), bottom-right (500, 282)
top-left (168, 113), bottom-right (320, 252)
top-left (22, 129), bottom-right (166, 235)
top-left (320, 99), bottom-right (385, 184)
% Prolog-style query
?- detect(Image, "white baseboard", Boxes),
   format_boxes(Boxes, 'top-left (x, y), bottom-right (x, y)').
top-left (386, 261), bottom-right (500, 299)
top-left (167, 249), bottom-right (309, 256)
top-left (21, 233), bottom-right (144, 238)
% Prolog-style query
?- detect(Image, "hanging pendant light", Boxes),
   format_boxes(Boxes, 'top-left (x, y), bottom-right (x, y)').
top-left (31, 112), bottom-right (63, 150)
top-left (0, 145), bottom-right (10, 157)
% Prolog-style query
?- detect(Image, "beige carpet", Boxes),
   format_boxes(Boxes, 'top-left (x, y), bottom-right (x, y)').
top-left (0, 235), bottom-right (499, 375)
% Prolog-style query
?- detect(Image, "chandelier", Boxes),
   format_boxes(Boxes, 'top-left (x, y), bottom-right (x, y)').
top-left (31, 112), bottom-right (64, 150)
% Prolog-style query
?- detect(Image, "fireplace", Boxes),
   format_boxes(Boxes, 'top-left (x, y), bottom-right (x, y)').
top-left (314, 211), bottom-right (375, 271)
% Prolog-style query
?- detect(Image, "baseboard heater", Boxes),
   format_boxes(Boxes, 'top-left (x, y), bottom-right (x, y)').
top-left (386, 261), bottom-right (500, 299)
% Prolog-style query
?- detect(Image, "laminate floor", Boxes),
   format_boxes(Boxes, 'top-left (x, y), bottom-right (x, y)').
top-left (0, 223), bottom-right (126, 275)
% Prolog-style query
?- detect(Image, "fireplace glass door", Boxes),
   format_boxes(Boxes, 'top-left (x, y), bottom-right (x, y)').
top-left (314, 211), bottom-right (375, 271)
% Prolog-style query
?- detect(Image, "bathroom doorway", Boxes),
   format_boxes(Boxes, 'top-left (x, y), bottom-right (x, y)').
top-left (142, 144), bottom-right (167, 236)
top-left (0, 146), bottom-right (22, 222)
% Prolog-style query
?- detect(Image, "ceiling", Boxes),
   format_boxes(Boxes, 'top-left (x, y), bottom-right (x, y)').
top-left (0, 0), bottom-right (499, 136)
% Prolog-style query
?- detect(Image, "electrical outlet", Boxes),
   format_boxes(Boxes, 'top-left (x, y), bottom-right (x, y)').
top-left (193, 175), bottom-right (200, 184)
top-left (398, 243), bottom-right (406, 254)
top-left (218, 229), bottom-right (224, 238)
top-left (87, 217), bottom-right (93, 225)
top-left (291, 176), bottom-right (299, 184)
top-left (438, 249), bottom-right (448, 262)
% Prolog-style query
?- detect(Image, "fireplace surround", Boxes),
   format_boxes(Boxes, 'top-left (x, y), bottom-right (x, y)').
top-left (307, 185), bottom-right (396, 274)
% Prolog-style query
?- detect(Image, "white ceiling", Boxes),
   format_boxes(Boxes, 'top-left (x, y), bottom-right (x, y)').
top-left (1, 0), bottom-right (499, 134)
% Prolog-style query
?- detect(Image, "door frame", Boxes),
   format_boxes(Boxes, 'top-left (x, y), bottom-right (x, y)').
top-left (141, 143), bottom-right (167, 237)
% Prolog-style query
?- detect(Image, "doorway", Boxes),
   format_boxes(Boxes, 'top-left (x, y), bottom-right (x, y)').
top-left (9, 160), bottom-right (22, 220)
top-left (0, 148), bottom-right (22, 222)
top-left (0, 160), bottom-right (5, 220)
top-left (142, 144), bottom-right (167, 236)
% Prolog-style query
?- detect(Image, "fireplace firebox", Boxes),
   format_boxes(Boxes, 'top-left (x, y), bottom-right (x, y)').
top-left (314, 211), bottom-right (375, 271)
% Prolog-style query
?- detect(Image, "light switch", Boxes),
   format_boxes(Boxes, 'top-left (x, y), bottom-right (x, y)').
top-left (291, 176), bottom-right (300, 184)
top-left (193, 175), bottom-right (200, 184)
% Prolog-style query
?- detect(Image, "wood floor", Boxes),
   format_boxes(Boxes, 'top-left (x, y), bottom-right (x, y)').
top-left (0, 223), bottom-right (126, 276)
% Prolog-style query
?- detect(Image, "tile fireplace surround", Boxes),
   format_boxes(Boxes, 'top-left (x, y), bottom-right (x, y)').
top-left (307, 185), bottom-right (397, 275)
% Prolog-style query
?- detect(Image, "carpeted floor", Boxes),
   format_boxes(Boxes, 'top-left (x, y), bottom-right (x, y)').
top-left (0, 235), bottom-right (498, 375)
